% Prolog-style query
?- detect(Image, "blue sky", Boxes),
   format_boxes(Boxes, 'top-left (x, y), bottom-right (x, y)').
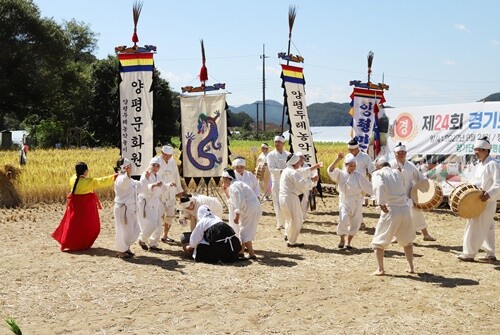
top-left (33, 0), bottom-right (500, 108)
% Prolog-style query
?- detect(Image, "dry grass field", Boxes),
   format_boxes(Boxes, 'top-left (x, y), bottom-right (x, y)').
top-left (0, 142), bottom-right (345, 205)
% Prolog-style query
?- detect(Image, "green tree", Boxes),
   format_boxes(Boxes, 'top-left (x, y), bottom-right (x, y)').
top-left (86, 56), bottom-right (120, 146)
top-left (63, 19), bottom-right (98, 64)
top-left (153, 70), bottom-right (179, 147)
top-left (0, 0), bottom-right (70, 129)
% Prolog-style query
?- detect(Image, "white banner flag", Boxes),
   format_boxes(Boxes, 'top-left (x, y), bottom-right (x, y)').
top-left (284, 82), bottom-right (316, 165)
top-left (385, 102), bottom-right (500, 155)
top-left (181, 94), bottom-right (228, 178)
top-left (385, 101), bottom-right (500, 195)
top-left (119, 53), bottom-right (154, 176)
top-left (350, 88), bottom-right (385, 152)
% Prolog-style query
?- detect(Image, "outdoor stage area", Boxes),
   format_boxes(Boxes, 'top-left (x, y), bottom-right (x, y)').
top-left (0, 195), bottom-right (498, 334)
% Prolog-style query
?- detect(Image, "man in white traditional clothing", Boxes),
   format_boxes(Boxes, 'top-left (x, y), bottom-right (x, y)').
top-left (267, 135), bottom-right (290, 229)
top-left (296, 152), bottom-right (318, 221)
top-left (137, 157), bottom-right (177, 251)
top-left (222, 168), bottom-right (262, 260)
top-left (457, 137), bottom-right (500, 262)
top-left (158, 145), bottom-right (184, 244)
top-left (347, 138), bottom-right (375, 230)
top-left (233, 156), bottom-right (260, 198)
top-left (255, 143), bottom-right (272, 200)
top-left (279, 153), bottom-right (320, 247)
top-left (182, 205), bottom-right (242, 264)
top-left (371, 156), bottom-right (416, 276)
top-left (327, 153), bottom-right (373, 249)
top-left (180, 194), bottom-right (223, 231)
top-left (390, 142), bottom-right (436, 242)
top-left (227, 156), bottom-right (260, 238)
top-left (113, 158), bottom-right (141, 258)
top-left (347, 138), bottom-right (376, 178)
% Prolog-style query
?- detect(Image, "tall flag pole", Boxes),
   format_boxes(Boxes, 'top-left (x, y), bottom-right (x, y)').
top-left (179, 40), bottom-right (229, 188)
top-left (349, 51), bottom-right (389, 156)
top-left (115, 1), bottom-right (156, 177)
top-left (280, 5), bottom-right (297, 134)
top-left (199, 40), bottom-right (208, 89)
top-left (279, 5), bottom-right (322, 208)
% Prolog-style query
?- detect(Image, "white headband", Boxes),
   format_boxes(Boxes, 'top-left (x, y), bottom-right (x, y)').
top-left (295, 151), bottom-right (304, 157)
top-left (344, 154), bottom-right (356, 165)
top-left (120, 158), bottom-right (131, 169)
top-left (394, 144), bottom-right (407, 153)
top-left (161, 145), bottom-right (174, 154)
top-left (473, 139), bottom-right (492, 150)
top-left (274, 135), bottom-right (285, 143)
top-left (286, 154), bottom-right (300, 166)
top-left (197, 205), bottom-right (214, 220)
top-left (232, 158), bottom-right (246, 167)
top-left (222, 170), bottom-right (234, 180)
top-left (261, 143), bottom-right (269, 149)
top-left (348, 143), bottom-right (359, 149)
top-left (375, 156), bottom-right (389, 165)
top-left (150, 156), bottom-right (162, 166)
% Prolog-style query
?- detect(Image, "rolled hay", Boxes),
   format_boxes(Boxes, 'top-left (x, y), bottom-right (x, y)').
top-left (0, 164), bottom-right (22, 208)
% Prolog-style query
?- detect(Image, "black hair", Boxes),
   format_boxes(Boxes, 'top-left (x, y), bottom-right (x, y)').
top-left (285, 153), bottom-right (295, 163)
top-left (348, 138), bottom-right (358, 146)
top-left (72, 162), bottom-right (88, 194)
top-left (180, 195), bottom-right (191, 204)
top-left (224, 167), bottom-right (236, 180)
top-left (114, 157), bottom-right (125, 173)
top-left (113, 157), bottom-right (125, 173)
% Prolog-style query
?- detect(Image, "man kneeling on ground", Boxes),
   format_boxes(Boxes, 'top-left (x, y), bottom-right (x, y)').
top-left (182, 205), bottom-right (241, 264)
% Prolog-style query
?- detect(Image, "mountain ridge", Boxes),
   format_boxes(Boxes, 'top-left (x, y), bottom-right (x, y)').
top-left (229, 92), bottom-right (500, 127)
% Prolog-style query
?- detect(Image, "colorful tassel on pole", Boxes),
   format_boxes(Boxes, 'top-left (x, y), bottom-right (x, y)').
top-left (199, 39), bottom-right (208, 85)
top-left (132, 1), bottom-right (143, 46)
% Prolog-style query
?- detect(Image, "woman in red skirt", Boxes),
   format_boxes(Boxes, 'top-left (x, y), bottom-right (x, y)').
top-left (52, 162), bottom-right (115, 251)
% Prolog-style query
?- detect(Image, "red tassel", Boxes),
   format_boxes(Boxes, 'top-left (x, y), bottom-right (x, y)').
top-left (132, 32), bottom-right (139, 43)
top-left (199, 65), bottom-right (208, 83)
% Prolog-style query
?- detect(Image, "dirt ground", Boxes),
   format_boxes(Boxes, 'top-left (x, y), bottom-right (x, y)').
top-left (0, 195), bottom-right (499, 335)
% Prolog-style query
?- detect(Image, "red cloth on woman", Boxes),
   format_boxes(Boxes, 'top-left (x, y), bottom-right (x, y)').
top-left (52, 193), bottom-right (102, 251)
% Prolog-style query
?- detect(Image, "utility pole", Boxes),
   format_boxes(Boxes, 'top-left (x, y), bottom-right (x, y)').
top-left (260, 44), bottom-right (269, 131)
top-left (255, 102), bottom-right (260, 132)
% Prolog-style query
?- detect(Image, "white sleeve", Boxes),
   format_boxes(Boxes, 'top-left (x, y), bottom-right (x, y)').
top-left (115, 173), bottom-right (131, 190)
top-left (189, 219), bottom-right (208, 248)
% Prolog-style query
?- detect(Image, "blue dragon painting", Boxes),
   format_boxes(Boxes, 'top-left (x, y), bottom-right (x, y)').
top-left (185, 110), bottom-right (223, 170)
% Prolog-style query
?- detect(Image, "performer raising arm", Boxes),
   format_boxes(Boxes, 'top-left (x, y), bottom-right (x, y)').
top-left (328, 153), bottom-right (373, 249)
top-left (52, 162), bottom-right (115, 251)
top-left (113, 158), bottom-right (141, 258)
top-left (137, 157), bottom-right (177, 251)
top-left (279, 153), bottom-right (320, 247)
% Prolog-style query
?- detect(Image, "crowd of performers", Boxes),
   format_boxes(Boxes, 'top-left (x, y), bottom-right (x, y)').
top-left (52, 137), bottom-right (499, 274)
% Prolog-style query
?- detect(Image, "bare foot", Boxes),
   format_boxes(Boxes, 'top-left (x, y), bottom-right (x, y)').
top-left (372, 270), bottom-right (385, 276)
top-left (406, 268), bottom-right (415, 274)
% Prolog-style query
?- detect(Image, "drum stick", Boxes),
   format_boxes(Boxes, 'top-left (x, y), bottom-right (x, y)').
top-left (444, 180), bottom-right (455, 188)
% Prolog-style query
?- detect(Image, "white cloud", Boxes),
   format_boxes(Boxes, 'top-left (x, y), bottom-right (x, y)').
top-left (454, 23), bottom-right (471, 34)
top-left (442, 59), bottom-right (457, 66)
top-left (491, 40), bottom-right (499, 47)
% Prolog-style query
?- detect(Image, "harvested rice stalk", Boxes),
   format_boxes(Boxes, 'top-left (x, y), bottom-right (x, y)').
top-left (0, 164), bottom-right (22, 208)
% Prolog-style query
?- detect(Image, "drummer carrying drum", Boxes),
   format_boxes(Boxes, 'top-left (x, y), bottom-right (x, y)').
top-left (457, 137), bottom-right (499, 262)
top-left (390, 143), bottom-right (436, 242)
